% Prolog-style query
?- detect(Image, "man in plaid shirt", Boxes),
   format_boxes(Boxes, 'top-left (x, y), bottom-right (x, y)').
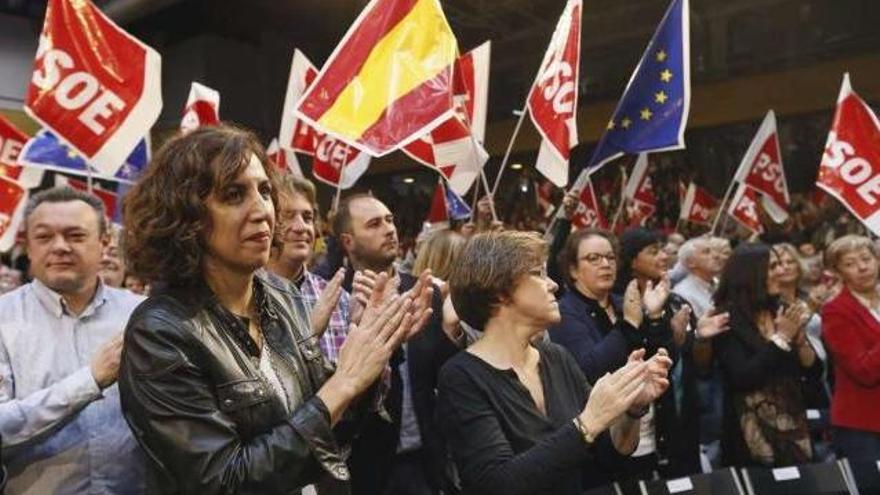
top-left (267, 175), bottom-right (350, 363)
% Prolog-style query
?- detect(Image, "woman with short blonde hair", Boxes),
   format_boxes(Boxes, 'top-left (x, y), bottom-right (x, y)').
top-left (821, 234), bottom-right (880, 461)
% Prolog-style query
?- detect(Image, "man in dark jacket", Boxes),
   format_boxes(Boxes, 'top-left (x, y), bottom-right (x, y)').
top-left (333, 194), bottom-right (460, 495)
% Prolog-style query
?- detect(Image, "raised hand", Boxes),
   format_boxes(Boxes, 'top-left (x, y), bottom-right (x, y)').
top-left (334, 294), bottom-right (413, 397)
top-left (773, 305), bottom-right (801, 342)
top-left (623, 280), bottom-right (643, 328)
top-left (670, 305), bottom-right (691, 345)
top-left (578, 359), bottom-right (648, 437)
top-left (696, 309), bottom-right (730, 339)
top-left (309, 268), bottom-right (345, 337)
top-left (399, 269), bottom-right (435, 340)
top-left (628, 348), bottom-right (672, 409)
top-left (642, 276), bottom-right (670, 317)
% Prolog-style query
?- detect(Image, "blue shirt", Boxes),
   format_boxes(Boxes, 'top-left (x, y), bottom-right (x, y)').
top-left (0, 279), bottom-right (146, 494)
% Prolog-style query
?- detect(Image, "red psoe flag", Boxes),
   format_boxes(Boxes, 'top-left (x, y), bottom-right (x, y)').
top-left (0, 116), bottom-right (44, 188)
top-left (267, 138), bottom-right (304, 178)
top-left (623, 153), bottom-right (657, 224)
top-left (181, 82), bottom-right (220, 133)
top-left (527, 0), bottom-right (581, 187)
top-left (25, 0), bottom-right (162, 177)
top-left (571, 179), bottom-right (607, 229)
top-left (0, 176), bottom-right (28, 251)
top-left (279, 49), bottom-right (319, 154)
top-left (295, 0), bottom-right (458, 157)
top-left (728, 184), bottom-right (764, 234)
top-left (733, 110), bottom-right (789, 223)
top-left (679, 182), bottom-right (718, 225)
top-left (403, 42), bottom-right (491, 195)
top-left (311, 137), bottom-right (371, 190)
top-left (816, 73), bottom-right (880, 236)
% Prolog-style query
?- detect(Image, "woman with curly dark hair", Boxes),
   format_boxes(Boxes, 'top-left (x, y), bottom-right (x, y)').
top-left (118, 124), bottom-right (433, 494)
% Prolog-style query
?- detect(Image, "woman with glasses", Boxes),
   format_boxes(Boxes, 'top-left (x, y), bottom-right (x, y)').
top-left (437, 231), bottom-right (672, 494)
top-left (548, 229), bottom-right (649, 384)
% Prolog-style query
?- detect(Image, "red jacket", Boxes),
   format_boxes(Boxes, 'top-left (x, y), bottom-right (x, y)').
top-left (822, 286), bottom-right (880, 432)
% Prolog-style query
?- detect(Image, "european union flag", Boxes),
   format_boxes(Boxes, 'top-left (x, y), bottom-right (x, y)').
top-left (587, 0), bottom-right (690, 170)
top-left (444, 184), bottom-right (472, 221)
top-left (19, 130), bottom-right (149, 184)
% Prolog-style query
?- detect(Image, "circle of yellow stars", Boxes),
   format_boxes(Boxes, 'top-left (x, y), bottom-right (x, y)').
top-left (606, 47), bottom-right (674, 131)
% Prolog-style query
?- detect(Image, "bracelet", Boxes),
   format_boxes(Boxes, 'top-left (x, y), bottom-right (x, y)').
top-left (626, 404), bottom-right (650, 419)
top-left (572, 416), bottom-right (595, 444)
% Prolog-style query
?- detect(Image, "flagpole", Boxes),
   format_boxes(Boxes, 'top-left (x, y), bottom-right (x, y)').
top-left (490, 104), bottom-right (529, 197)
top-left (609, 164), bottom-right (628, 232)
top-left (332, 143), bottom-right (349, 213)
top-left (86, 166), bottom-right (94, 194)
top-left (710, 180), bottom-right (738, 234)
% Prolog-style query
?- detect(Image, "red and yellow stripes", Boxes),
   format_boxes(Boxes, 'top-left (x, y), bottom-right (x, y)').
top-left (297, 0), bottom-right (457, 156)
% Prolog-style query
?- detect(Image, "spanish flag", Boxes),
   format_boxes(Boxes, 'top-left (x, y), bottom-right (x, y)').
top-left (295, 0), bottom-right (458, 157)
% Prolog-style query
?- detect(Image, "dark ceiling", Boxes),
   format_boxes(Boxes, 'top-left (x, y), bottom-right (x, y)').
top-left (5, 0), bottom-right (879, 126)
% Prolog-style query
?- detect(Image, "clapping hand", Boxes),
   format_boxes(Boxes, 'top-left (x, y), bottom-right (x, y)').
top-left (642, 276), bottom-right (670, 317)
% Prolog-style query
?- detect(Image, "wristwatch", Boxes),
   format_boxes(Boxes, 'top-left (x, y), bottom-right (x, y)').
top-left (572, 416), bottom-right (596, 444)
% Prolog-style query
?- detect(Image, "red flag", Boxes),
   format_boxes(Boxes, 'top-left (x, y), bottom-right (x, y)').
top-left (733, 110), bottom-right (789, 222)
top-left (427, 181), bottom-right (447, 224)
top-left (536, 180), bottom-right (555, 218)
top-left (0, 176), bottom-right (27, 251)
top-left (571, 179), bottom-right (607, 229)
top-left (623, 153), bottom-right (657, 224)
top-left (64, 177), bottom-right (116, 221)
top-left (311, 137), bottom-right (371, 189)
top-left (527, 0), bottom-right (581, 187)
top-left (25, 0), bottom-right (162, 176)
top-left (295, 0), bottom-right (458, 157)
top-left (279, 50), bottom-right (320, 154)
top-left (816, 74), bottom-right (880, 236)
top-left (403, 42), bottom-right (491, 195)
top-left (180, 82), bottom-right (220, 133)
top-left (679, 182), bottom-right (718, 225)
top-left (0, 116), bottom-right (44, 188)
top-left (728, 184), bottom-right (764, 234)
top-left (267, 138), bottom-right (303, 178)
top-left (278, 50), bottom-right (371, 189)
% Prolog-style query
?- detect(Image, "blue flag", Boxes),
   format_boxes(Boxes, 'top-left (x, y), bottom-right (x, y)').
top-left (19, 130), bottom-right (149, 184)
top-left (444, 184), bottom-right (472, 221)
top-left (587, 0), bottom-right (690, 170)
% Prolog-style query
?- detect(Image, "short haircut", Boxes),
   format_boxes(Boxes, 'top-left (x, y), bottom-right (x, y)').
top-left (24, 186), bottom-right (107, 235)
top-left (276, 175), bottom-right (318, 217)
top-left (123, 124), bottom-right (278, 286)
top-left (557, 228), bottom-right (618, 285)
top-left (448, 231), bottom-right (547, 331)
top-left (412, 228), bottom-right (465, 280)
top-left (825, 235), bottom-right (878, 271)
top-left (331, 192), bottom-right (374, 237)
top-left (677, 236), bottom-right (710, 269)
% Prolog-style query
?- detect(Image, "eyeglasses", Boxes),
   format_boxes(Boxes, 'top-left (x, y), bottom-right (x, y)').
top-left (579, 253), bottom-right (617, 266)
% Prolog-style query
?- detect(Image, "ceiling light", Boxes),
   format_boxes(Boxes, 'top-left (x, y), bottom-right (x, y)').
top-left (510, 163), bottom-right (523, 170)
top-left (402, 177), bottom-right (415, 184)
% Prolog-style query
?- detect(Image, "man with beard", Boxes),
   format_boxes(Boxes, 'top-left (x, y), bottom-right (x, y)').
top-left (334, 194), bottom-right (460, 495)
top-left (0, 187), bottom-right (145, 494)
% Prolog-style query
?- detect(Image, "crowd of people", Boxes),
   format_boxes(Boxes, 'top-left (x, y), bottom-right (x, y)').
top-left (0, 124), bottom-right (878, 495)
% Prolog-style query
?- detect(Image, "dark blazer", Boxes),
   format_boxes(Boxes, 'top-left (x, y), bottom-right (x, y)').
top-left (822, 287), bottom-right (880, 433)
top-left (547, 290), bottom-right (640, 384)
top-left (347, 272), bottom-right (459, 494)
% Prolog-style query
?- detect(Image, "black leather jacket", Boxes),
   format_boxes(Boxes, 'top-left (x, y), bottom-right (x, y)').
top-left (119, 273), bottom-right (348, 494)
